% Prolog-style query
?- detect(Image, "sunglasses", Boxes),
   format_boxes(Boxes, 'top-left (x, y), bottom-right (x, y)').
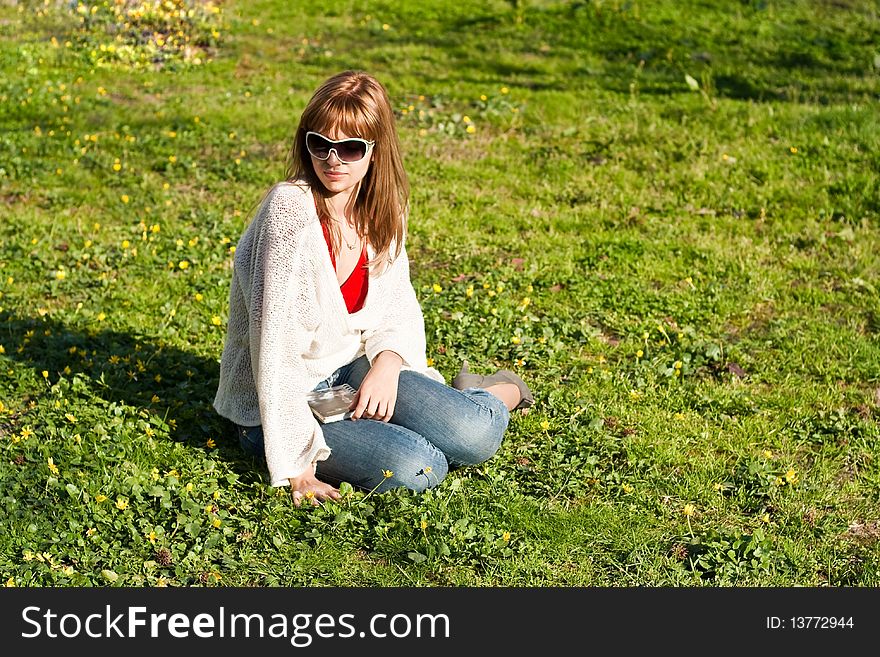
top-left (305, 131), bottom-right (375, 164)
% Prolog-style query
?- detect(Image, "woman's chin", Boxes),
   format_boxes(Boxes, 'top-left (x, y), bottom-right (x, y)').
top-left (321, 178), bottom-right (354, 195)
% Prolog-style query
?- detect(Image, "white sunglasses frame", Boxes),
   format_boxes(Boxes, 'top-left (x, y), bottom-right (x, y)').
top-left (305, 131), bottom-right (375, 164)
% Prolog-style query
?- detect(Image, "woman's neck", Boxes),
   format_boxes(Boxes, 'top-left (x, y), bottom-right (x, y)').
top-left (328, 187), bottom-right (357, 224)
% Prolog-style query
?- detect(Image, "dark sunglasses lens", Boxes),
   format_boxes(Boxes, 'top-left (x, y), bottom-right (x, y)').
top-left (306, 133), bottom-right (331, 159)
top-left (335, 140), bottom-right (367, 161)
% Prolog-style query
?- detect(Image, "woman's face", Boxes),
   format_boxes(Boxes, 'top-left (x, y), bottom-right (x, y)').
top-left (308, 128), bottom-right (374, 198)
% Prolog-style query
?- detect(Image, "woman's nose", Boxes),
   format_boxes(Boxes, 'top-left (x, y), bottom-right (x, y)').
top-left (326, 149), bottom-right (342, 165)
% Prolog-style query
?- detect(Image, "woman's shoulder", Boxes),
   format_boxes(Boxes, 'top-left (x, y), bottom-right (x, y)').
top-left (255, 180), bottom-right (317, 233)
top-left (262, 179), bottom-right (313, 212)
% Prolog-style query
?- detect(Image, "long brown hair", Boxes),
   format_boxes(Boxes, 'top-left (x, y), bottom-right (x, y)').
top-left (285, 71), bottom-right (409, 272)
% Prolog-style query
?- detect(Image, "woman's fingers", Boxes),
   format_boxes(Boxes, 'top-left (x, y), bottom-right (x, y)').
top-left (353, 391), bottom-right (381, 419)
top-left (290, 479), bottom-right (340, 508)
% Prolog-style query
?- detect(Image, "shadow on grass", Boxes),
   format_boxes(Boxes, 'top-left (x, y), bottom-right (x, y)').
top-left (0, 310), bottom-right (258, 477)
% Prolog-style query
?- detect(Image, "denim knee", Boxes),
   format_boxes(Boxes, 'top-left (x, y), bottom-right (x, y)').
top-left (445, 392), bottom-right (509, 467)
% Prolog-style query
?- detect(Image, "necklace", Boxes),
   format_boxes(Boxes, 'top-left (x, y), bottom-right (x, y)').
top-left (329, 214), bottom-right (359, 251)
top-left (340, 231), bottom-right (359, 251)
top-left (330, 219), bottom-right (359, 250)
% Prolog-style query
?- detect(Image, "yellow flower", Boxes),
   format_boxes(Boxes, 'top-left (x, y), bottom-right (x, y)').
top-left (425, 357), bottom-right (434, 367)
top-left (211, 315), bottom-right (222, 326)
top-left (790, 146), bottom-right (797, 154)
top-left (121, 239), bottom-right (130, 249)
top-left (121, 194), bottom-right (130, 204)
top-left (146, 531), bottom-right (157, 544)
top-left (65, 413), bottom-right (76, 423)
top-left (212, 518), bottom-right (222, 528)
top-left (95, 494), bottom-right (107, 503)
top-left (42, 371), bottom-right (49, 379)
top-left (713, 482), bottom-right (723, 491)
top-left (683, 503), bottom-right (696, 517)
top-left (466, 125), bottom-right (476, 134)
top-left (629, 390), bottom-right (642, 400)
top-left (206, 438), bottom-right (216, 449)
top-left (502, 531), bottom-right (511, 541)
top-left (622, 484), bottom-right (634, 494)
top-left (178, 260), bottom-right (189, 269)
top-left (151, 394), bottom-right (160, 403)
top-left (115, 497), bottom-right (128, 510)
top-left (86, 527), bottom-right (96, 537)
top-left (97, 312), bottom-right (106, 322)
top-left (466, 285), bottom-right (474, 298)
top-left (511, 335), bottom-right (521, 345)
top-left (382, 469), bottom-right (394, 479)
top-left (168, 155), bottom-right (177, 163)
top-left (763, 449), bottom-right (773, 459)
top-left (185, 483), bottom-right (193, 492)
top-left (0, 345), bottom-right (4, 354)
top-left (636, 349), bottom-right (643, 358)
top-left (156, 577), bottom-right (168, 587)
top-left (419, 519), bottom-right (428, 530)
top-left (500, 86), bottom-right (509, 94)
top-left (540, 419), bottom-right (550, 431)
top-left (194, 293), bottom-right (203, 301)
top-left (212, 490), bottom-right (221, 500)
top-left (5, 577), bottom-right (15, 587)
top-left (432, 283), bottom-right (442, 293)
top-left (423, 466), bottom-right (432, 474)
top-left (55, 270), bottom-right (66, 280)
top-left (47, 457), bottom-right (59, 475)
top-left (760, 512), bottom-right (771, 523)
top-left (784, 468), bottom-right (798, 484)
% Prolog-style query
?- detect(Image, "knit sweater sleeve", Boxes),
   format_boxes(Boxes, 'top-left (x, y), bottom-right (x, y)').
top-left (362, 241), bottom-right (428, 369)
top-left (247, 184), bottom-right (330, 486)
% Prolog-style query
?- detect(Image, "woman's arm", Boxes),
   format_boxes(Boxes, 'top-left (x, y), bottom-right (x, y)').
top-left (247, 185), bottom-right (334, 492)
top-left (361, 242), bottom-right (429, 370)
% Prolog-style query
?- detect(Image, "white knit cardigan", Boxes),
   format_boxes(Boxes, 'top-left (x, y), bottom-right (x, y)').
top-left (213, 181), bottom-right (443, 486)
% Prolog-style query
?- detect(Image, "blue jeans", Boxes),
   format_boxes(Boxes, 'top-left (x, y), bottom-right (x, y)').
top-left (235, 355), bottom-right (510, 492)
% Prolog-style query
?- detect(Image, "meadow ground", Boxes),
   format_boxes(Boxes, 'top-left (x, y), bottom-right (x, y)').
top-left (0, 0), bottom-right (878, 586)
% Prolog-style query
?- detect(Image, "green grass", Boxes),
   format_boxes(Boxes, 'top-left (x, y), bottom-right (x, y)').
top-left (0, 0), bottom-right (878, 586)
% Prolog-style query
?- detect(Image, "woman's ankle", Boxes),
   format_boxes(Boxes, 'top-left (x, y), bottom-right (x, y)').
top-left (483, 382), bottom-right (521, 410)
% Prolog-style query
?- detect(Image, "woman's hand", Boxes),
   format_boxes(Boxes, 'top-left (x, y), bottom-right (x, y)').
top-left (289, 466), bottom-right (340, 507)
top-left (350, 350), bottom-right (403, 422)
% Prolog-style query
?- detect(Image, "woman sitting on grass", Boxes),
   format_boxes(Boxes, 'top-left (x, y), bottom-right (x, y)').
top-left (213, 70), bottom-right (533, 506)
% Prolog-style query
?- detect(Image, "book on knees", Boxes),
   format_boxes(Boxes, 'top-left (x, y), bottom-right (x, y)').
top-left (305, 384), bottom-right (357, 423)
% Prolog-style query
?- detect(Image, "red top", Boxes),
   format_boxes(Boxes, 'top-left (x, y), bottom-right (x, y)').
top-left (321, 222), bottom-right (368, 313)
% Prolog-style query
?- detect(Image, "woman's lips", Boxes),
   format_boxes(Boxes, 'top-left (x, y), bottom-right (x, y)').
top-left (323, 170), bottom-right (346, 179)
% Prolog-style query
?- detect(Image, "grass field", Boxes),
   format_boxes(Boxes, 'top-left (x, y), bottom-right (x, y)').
top-left (1, 0), bottom-right (878, 586)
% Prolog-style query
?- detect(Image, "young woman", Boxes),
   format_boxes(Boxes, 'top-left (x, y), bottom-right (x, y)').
top-left (213, 71), bottom-right (533, 506)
